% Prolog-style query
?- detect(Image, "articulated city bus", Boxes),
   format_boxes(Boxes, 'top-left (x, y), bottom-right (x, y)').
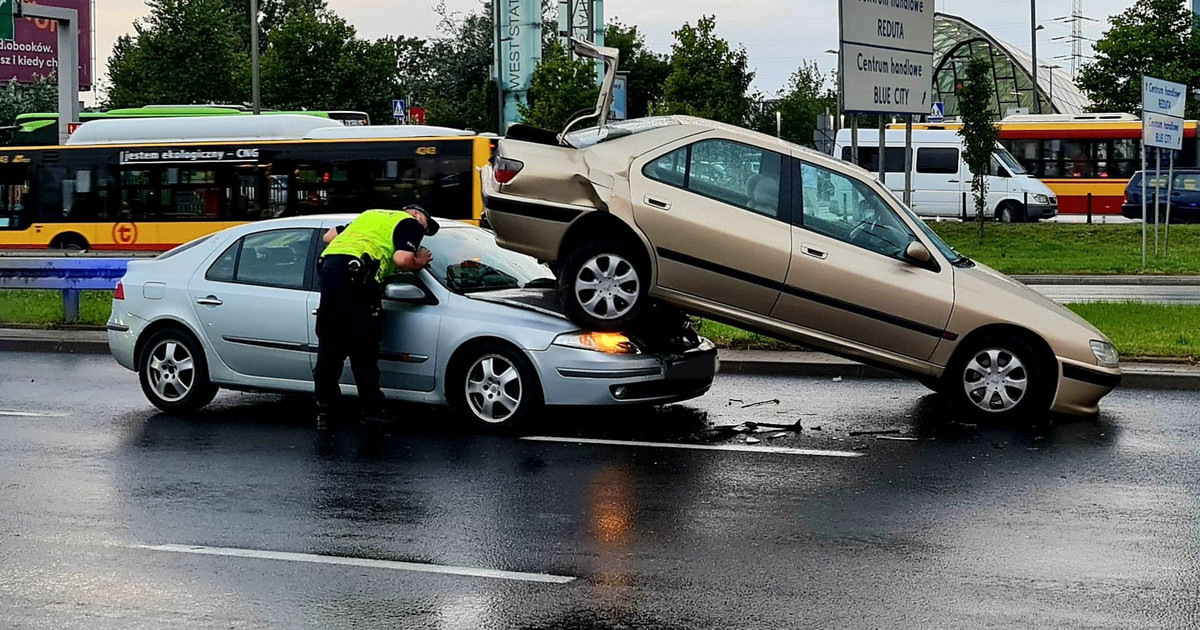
top-left (900, 113), bottom-right (1199, 215)
top-left (0, 116), bottom-right (489, 251)
top-left (5, 106), bottom-right (371, 146)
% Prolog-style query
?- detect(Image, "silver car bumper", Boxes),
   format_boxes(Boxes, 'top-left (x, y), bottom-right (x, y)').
top-left (534, 339), bottom-right (718, 406)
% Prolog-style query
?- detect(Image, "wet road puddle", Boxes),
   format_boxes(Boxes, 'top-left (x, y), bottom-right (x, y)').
top-left (521, 435), bottom-right (864, 458)
top-left (0, 410), bottom-right (69, 418)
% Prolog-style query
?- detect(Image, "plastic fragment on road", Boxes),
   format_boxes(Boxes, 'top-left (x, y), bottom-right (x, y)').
top-left (832, 377), bottom-right (843, 382)
top-left (811, 426), bottom-right (822, 431)
top-left (848, 429), bottom-right (901, 436)
top-left (741, 399), bottom-right (780, 408)
top-left (745, 437), bottom-right (761, 444)
top-left (769, 432), bottom-right (789, 440)
top-left (877, 435), bottom-right (919, 442)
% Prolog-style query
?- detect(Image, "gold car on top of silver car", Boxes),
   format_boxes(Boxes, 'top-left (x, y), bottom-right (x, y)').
top-left (482, 39), bottom-right (1120, 420)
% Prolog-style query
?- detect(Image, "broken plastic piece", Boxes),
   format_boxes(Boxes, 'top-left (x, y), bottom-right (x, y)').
top-left (745, 436), bottom-right (761, 444)
top-left (848, 429), bottom-right (900, 436)
top-left (832, 376), bottom-right (843, 382)
top-left (740, 398), bottom-right (780, 408)
top-left (769, 432), bottom-right (788, 440)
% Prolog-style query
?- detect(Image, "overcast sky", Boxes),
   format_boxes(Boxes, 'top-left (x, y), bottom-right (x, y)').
top-left (94, 0), bottom-right (1136, 100)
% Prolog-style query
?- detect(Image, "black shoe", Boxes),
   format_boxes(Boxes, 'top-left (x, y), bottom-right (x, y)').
top-left (316, 406), bottom-right (334, 431)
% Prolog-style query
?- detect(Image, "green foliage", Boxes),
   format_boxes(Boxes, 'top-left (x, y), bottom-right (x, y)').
top-left (655, 15), bottom-right (754, 125)
top-left (749, 61), bottom-right (836, 147)
top-left (0, 76), bottom-right (57, 127)
top-left (219, 0), bottom-right (327, 52)
top-left (604, 21), bottom-right (670, 119)
top-left (106, 0), bottom-right (250, 108)
top-left (517, 42), bottom-right (599, 130)
top-left (956, 55), bottom-right (998, 241)
top-left (1078, 0), bottom-right (1200, 118)
top-left (260, 11), bottom-right (399, 123)
top-left (407, 2), bottom-right (498, 132)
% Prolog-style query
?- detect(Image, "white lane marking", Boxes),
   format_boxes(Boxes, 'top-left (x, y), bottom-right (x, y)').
top-left (132, 544), bottom-right (575, 584)
top-left (0, 410), bottom-right (68, 417)
top-left (521, 436), bottom-right (863, 458)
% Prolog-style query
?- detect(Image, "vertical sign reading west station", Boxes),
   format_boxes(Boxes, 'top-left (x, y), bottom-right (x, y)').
top-left (839, 0), bottom-right (934, 114)
top-left (498, 0), bottom-right (542, 129)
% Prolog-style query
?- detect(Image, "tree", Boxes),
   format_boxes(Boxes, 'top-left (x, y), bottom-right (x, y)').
top-left (655, 16), bottom-right (754, 124)
top-left (517, 42), bottom-right (599, 130)
top-left (260, 11), bottom-right (398, 123)
top-left (1078, 0), bottom-right (1200, 118)
top-left (604, 21), bottom-right (669, 119)
top-left (0, 76), bottom-right (58, 127)
top-left (220, 0), bottom-right (327, 52)
top-left (414, 2), bottom-right (498, 132)
top-left (749, 61), bottom-right (836, 147)
top-left (106, 0), bottom-right (250, 107)
top-left (958, 55), bottom-right (999, 241)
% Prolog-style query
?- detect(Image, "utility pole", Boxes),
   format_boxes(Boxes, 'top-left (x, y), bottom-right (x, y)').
top-left (250, 0), bottom-right (260, 114)
top-left (1031, 0), bottom-right (1038, 114)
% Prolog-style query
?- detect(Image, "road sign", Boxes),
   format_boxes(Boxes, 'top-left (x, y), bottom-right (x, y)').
top-left (409, 106), bottom-right (426, 125)
top-left (928, 101), bottom-right (944, 123)
top-left (1143, 76), bottom-right (1186, 151)
top-left (0, 0), bottom-right (13, 41)
top-left (392, 99), bottom-right (407, 123)
top-left (838, 0), bottom-right (933, 115)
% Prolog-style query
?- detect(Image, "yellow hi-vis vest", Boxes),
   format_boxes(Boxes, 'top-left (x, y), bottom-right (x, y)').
top-left (322, 209), bottom-right (413, 282)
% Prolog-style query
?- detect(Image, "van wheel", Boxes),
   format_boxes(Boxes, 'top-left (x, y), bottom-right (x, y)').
top-left (557, 240), bottom-right (648, 332)
top-left (948, 335), bottom-right (1052, 422)
top-left (138, 329), bottom-right (218, 412)
top-left (997, 202), bottom-right (1023, 223)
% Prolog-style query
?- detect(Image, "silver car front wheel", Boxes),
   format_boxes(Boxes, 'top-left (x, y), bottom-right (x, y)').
top-left (961, 348), bottom-right (1029, 412)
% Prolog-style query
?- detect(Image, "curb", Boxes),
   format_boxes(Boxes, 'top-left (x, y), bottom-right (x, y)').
top-left (4, 332), bottom-right (1200, 391)
top-left (1014, 274), bottom-right (1200, 286)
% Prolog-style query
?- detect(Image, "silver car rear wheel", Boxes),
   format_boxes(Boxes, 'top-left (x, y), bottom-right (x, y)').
top-left (147, 339), bottom-right (196, 402)
top-left (137, 328), bottom-right (218, 412)
top-left (574, 253), bottom-right (640, 321)
top-left (961, 348), bottom-right (1028, 413)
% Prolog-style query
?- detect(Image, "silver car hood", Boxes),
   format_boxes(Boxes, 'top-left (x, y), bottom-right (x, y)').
top-left (465, 288), bottom-right (568, 321)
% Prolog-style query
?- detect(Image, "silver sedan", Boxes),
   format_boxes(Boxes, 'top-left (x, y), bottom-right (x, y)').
top-left (107, 215), bottom-right (717, 430)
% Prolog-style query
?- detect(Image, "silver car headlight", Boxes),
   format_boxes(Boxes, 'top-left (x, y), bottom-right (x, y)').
top-left (1089, 340), bottom-right (1119, 367)
top-left (1032, 194), bottom-right (1051, 204)
top-left (553, 332), bottom-right (639, 354)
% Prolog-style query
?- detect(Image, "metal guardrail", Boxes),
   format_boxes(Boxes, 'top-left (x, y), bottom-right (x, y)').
top-left (0, 258), bottom-right (128, 322)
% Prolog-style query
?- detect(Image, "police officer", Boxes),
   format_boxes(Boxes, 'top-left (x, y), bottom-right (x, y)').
top-left (313, 205), bottom-right (439, 429)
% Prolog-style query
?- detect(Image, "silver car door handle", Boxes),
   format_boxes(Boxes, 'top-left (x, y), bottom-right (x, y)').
top-left (800, 244), bottom-right (828, 260)
top-left (644, 195), bottom-right (672, 210)
top-left (311, 309), bottom-right (318, 316)
top-left (196, 296), bottom-right (223, 306)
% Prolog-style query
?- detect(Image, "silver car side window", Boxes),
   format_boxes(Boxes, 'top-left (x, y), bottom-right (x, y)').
top-left (232, 229), bottom-right (314, 290)
top-left (799, 162), bottom-right (917, 260)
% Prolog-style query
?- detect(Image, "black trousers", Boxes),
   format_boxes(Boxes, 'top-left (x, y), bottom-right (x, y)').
top-left (312, 255), bottom-right (384, 411)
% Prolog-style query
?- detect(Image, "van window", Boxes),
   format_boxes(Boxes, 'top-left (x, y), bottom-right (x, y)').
top-left (916, 148), bottom-right (959, 174)
top-left (842, 146), bottom-right (906, 172)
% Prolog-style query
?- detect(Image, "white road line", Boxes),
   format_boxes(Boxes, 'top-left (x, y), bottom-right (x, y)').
top-left (132, 544), bottom-right (575, 584)
top-left (521, 436), bottom-right (863, 458)
top-left (0, 410), bottom-right (68, 417)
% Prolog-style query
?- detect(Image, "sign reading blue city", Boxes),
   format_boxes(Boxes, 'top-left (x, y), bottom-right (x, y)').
top-left (839, 0), bottom-right (934, 115)
top-left (1142, 76), bottom-right (1186, 151)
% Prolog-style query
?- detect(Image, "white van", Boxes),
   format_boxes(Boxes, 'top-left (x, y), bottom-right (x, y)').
top-left (832, 129), bottom-right (1057, 222)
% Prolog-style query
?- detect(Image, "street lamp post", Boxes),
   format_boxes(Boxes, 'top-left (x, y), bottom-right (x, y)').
top-left (1032, 22), bottom-right (1044, 113)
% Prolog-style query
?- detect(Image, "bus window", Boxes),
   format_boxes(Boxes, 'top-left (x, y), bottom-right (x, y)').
top-left (0, 165), bottom-right (32, 229)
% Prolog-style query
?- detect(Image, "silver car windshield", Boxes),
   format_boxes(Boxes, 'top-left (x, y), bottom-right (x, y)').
top-left (424, 228), bottom-right (554, 294)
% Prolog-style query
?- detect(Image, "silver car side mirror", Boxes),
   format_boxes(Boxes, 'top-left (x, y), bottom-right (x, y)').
top-left (904, 241), bottom-right (932, 264)
top-left (383, 283), bottom-right (426, 302)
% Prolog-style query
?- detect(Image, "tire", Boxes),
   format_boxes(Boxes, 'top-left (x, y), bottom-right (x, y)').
top-left (138, 328), bottom-right (218, 412)
top-left (556, 240), bottom-right (648, 332)
top-left (449, 342), bottom-right (542, 432)
top-left (917, 375), bottom-right (944, 393)
top-left (49, 232), bottom-right (89, 251)
top-left (997, 202), bottom-right (1023, 224)
top-left (947, 334), bottom-right (1053, 422)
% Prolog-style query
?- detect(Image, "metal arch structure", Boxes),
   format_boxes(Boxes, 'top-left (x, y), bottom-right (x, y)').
top-left (14, 1), bottom-right (80, 145)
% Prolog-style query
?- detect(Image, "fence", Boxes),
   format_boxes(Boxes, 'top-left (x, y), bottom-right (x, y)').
top-left (0, 258), bottom-right (126, 323)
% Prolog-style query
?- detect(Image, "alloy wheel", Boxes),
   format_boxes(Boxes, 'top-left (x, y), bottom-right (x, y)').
top-left (961, 348), bottom-right (1028, 412)
top-left (465, 354), bottom-right (523, 424)
top-left (574, 253), bottom-right (640, 320)
top-left (146, 339), bottom-right (196, 403)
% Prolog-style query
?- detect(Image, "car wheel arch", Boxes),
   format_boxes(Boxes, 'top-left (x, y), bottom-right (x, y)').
top-left (945, 323), bottom-right (1058, 382)
top-left (558, 212), bottom-right (653, 273)
top-left (134, 318), bottom-right (208, 372)
top-left (444, 337), bottom-right (546, 424)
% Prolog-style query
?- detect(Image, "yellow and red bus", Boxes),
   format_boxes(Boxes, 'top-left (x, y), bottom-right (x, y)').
top-left (0, 117), bottom-right (491, 251)
top-left (901, 113), bottom-right (1197, 216)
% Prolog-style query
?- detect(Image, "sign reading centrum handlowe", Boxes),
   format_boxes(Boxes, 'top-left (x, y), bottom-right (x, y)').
top-left (1142, 75), bottom-right (1186, 152)
top-left (0, 0), bottom-right (93, 89)
top-left (839, 0), bottom-right (933, 115)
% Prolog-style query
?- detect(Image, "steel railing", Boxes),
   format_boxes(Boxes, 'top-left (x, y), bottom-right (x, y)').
top-left (0, 258), bottom-right (127, 323)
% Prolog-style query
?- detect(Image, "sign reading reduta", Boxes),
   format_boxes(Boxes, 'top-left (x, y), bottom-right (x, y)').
top-left (1142, 75), bottom-right (1186, 151)
top-left (839, 0), bottom-right (933, 115)
top-left (0, 0), bottom-right (92, 89)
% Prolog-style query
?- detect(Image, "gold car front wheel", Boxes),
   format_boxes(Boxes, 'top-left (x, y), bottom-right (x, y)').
top-left (950, 335), bottom-right (1051, 421)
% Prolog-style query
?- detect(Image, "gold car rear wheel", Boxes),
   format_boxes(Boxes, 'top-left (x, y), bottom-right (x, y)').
top-left (557, 240), bottom-right (648, 332)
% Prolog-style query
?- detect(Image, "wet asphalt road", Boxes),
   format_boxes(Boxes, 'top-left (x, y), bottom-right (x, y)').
top-left (2, 353), bottom-right (1199, 629)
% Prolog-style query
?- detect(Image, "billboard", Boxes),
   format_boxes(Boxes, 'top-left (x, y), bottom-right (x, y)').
top-left (0, 0), bottom-right (92, 89)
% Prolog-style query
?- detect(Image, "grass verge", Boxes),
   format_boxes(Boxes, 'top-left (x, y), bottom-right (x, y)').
top-left (929, 222), bottom-right (1200, 275)
top-left (0, 290), bottom-right (113, 327)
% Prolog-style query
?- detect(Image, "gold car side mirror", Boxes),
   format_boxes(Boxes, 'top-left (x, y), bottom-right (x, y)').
top-left (904, 241), bottom-right (932, 264)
